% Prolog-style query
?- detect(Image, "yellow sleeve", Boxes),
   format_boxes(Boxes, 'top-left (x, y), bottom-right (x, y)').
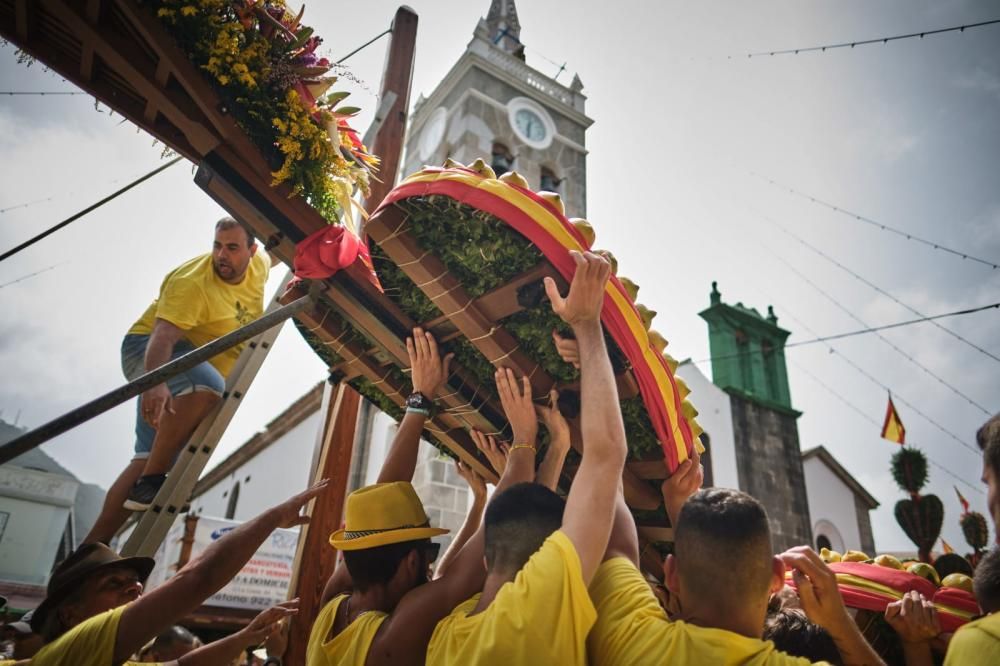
top-left (588, 557), bottom-right (671, 665)
top-left (31, 606), bottom-right (126, 665)
top-left (503, 531), bottom-right (597, 662)
top-left (154, 272), bottom-right (208, 331)
top-left (944, 617), bottom-right (1000, 665)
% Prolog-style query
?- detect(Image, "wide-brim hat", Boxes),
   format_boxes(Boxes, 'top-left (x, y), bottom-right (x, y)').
top-left (329, 481), bottom-right (448, 551)
top-left (30, 543), bottom-right (155, 633)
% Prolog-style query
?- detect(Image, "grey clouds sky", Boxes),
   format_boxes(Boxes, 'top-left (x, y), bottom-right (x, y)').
top-left (1, 0), bottom-right (998, 552)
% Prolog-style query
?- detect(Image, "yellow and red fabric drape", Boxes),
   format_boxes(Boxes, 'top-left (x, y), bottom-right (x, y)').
top-left (786, 562), bottom-right (977, 633)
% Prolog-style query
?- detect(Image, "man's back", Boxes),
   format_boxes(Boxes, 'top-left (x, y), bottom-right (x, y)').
top-left (944, 611), bottom-right (1000, 665)
top-left (427, 531), bottom-right (596, 666)
top-left (588, 557), bottom-right (820, 666)
top-left (306, 595), bottom-right (387, 666)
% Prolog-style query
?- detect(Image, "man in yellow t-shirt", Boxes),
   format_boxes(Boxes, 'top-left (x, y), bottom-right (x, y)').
top-left (588, 475), bottom-right (886, 665)
top-left (28, 483), bottom-right (326, 665)
top-left (426, 251), bottom-right (625, 665)
top-left (944, 416), bottom-right (1000, 665)
top-left (86, 218), bottom-right (271, 545)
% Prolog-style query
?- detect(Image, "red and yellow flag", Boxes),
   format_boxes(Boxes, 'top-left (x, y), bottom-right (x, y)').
top-left (954, 487), bottom-right (970, 514)
top-left (881, 394), bottom-right (906, 444)
top-left (941, 539), bottom-right (955, 555)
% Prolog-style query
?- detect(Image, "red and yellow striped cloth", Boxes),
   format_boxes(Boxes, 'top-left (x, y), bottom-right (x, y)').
top-left (786, 562), bottom-right (978, 633)
top-left (374, 166), bottom-right (699, 471)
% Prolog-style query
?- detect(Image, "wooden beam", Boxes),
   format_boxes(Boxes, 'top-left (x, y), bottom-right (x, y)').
top-left (283, 383), bottom-right (360, 666)
top-left (39, 0), bottom-right (221, 155)
top-left (14, 0), bottom-right (32, 40)
top-left (361, 7), bottom-right (418, 211)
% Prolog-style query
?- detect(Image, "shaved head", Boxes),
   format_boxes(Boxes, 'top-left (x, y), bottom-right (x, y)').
top-left (674, 488), bottom-right (775, 606)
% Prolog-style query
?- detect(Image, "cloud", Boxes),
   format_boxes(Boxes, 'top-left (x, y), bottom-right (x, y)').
top-left (955, 66), bottom-right (1000, 102)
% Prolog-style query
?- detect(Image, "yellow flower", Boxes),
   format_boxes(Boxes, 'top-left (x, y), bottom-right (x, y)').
top-left (157, 8), bottom-right (175, 18)
top-left (180, 6), bottom-right (198, 17)
top-left (217, 74), bottom-right (230, 85)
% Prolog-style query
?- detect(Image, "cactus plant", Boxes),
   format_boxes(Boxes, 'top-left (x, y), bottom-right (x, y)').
top-left (891, 448), bottom-right (942, 563)
top-left (891, 447), bottom-right (928, 495)
top-left (961, 512), bottom-right (989, 553)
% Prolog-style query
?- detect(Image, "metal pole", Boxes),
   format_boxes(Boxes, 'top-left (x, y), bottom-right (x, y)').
top-left (0, 293), bottom-right (312, 464)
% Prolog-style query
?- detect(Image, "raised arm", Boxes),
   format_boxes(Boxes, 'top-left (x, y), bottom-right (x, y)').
top-left (377, 328), bottom-right (452, 484)
top-left (544, 251), bottom-right (626, 584)
top-left (434, 461), bottom-right (487, 580)
top-left (369, 426), bottom-right (535, 665)
top-left (885, 591), bottom-right (940, 666)
top-left (780, 547), bottom-right (887, 666)
top-left (176, 601), bottom-right (297, 666)
top-left (115, 481), bottom-right (329, 663)
top-left (535, 389), bottom-right (571, 491)
top-left (661, 448), bottom-right (704, 528)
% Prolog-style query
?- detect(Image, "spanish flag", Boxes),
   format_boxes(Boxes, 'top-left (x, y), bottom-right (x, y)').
top-left (880, 394), bottom-right (906, 445)
top-left (942, 539), bottom-right (955, 555)
top-left (954, 487), bottom-right (970, 514)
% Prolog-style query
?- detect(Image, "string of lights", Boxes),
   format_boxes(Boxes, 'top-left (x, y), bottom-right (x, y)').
top-left (754, 281), bottom-right (983, 457)
top-left (732, 18), bottom-right (1000, 59)
top-left (788, 357), bottom-right (984, 495)
top-left (0, 157), bottom-right (183, 263)
top-left (0, 91), bottom-right (87, 95)
top-left (693, 301), bottom-right (1000, 363)
top-left (0, 262), bottom-right (67, 289)
top-left (703, 220), bottom-right (987, 469)
top-left (754, 222), bottom-right (992, 416)
top-left (753, 173), bottom-right (998, 270)
top-left (769, 218), bottom-right (1000, 365)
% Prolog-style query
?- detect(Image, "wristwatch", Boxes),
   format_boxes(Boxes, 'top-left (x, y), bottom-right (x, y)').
top-left (405, 391), bottom-right (433, 414)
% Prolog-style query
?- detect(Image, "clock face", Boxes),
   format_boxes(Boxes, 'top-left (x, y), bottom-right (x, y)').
top-left (514, 108), bottom-right (547, 143)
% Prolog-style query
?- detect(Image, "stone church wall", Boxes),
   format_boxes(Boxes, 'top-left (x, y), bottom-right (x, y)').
top-left (729, 394), bottom-right (813, 551)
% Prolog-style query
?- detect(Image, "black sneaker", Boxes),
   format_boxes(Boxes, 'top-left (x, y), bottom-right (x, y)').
top-left (123, 474), bottom-right (167, 511)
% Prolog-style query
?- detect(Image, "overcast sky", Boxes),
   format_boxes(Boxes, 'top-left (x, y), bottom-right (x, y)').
top-left (1, 0), bottom-right (997, 552)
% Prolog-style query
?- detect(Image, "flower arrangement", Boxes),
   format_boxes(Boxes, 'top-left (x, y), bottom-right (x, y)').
top-left (149, 0), bottom-right (378, 223)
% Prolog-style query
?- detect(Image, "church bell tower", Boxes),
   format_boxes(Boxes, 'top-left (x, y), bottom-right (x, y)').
top-left (403, 0), bottom-right (593, 216)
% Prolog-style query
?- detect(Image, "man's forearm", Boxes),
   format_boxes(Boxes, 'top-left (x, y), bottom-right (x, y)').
top-left (827, 620), bottom-right (886, 666)
top-left (536, 444), bottom-right (569, 491)
top-left (575, 321), bottom-right (626, 459)
top-left (174, 506), bottom-right (282, 604)
top-left (435, 494), bottom-right (485, 579)
top-left (377, 410), bottom-right (428, 484)
top-left (178, 631), bottom-right (252, 666)
top-left (144, 330), bottom-right (176, 372)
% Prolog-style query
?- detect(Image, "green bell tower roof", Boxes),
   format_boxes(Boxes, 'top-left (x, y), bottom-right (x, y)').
top-left (699, 282), bottom-right (797, 413)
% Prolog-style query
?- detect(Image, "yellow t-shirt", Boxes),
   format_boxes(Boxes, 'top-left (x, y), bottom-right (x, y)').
top-left (128, 251), bottom-right (269, 376)
top-left (944, 611), bottom-right (1000, 665)
top-left (588, 557), bottom-right (824, 666)
top-left (31, 605), bottom-right (125, 666)
top-left (426, 530), bottom-right (597, 666)
top-left (306, 594), bottom-right (388, 666)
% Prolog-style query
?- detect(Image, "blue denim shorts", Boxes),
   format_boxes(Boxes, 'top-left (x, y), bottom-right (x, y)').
top-left (121, 334), bottom-right (225, 459)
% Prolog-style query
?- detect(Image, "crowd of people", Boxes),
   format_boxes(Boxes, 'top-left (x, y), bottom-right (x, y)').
top-left (3, 222), bottom-right (999, 665)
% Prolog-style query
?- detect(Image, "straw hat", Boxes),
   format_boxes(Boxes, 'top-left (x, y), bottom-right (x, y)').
top-left (329, 482), bottom-right (448, 551)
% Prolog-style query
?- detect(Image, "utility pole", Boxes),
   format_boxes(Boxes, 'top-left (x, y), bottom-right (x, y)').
top-left (281, 8), bottom-right (418, 665)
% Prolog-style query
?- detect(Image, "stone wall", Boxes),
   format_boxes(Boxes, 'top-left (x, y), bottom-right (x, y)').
top-left (854, 494), bottom-right (877, 555)
top-left (728, 394), bottom-right (812, 551)
top-left (411, 441), bottom-right (472, 557)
